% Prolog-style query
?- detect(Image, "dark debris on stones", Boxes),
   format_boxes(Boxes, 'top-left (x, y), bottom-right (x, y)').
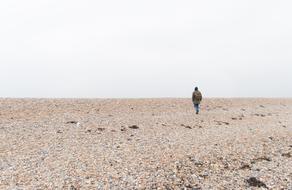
top-left (246, 177), bottom-right (268, 189)
top-left (66, 121), bottom-right (78, 124)
top-left (129, 125), bottom-right (139, 129)
top-left (281, 152), bottom-right (291, 158)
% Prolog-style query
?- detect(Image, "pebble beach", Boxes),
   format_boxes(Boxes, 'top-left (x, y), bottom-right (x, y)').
top-left (0, 98), bottom-right (291, 189)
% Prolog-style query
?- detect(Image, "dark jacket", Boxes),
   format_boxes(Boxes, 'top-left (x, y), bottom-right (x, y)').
top-left (192, 90), bottom-right (202, 104)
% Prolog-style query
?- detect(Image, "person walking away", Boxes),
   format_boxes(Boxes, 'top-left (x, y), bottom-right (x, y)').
top-left (192, 87), bottom-right (202, 114)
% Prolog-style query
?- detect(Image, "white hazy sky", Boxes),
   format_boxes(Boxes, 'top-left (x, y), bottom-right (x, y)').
top-left (0, 0), bottom-right (291, 98)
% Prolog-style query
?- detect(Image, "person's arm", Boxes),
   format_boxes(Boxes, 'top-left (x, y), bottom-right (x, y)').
top-left (199, 92), bottom-right (203, 101)
top-left (192, 92), bottom-right (195, 102)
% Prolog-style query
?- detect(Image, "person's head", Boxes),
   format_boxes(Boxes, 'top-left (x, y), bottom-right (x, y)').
top-left (195, 87), bottom-right (198, 91)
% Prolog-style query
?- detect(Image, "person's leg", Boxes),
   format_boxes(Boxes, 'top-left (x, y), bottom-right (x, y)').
top-left (197, 103), bottom-right (200, 114)
top-left (193, 103), bottom-right (197, 112)
top-left (195, 104), bottom-right (199, 114)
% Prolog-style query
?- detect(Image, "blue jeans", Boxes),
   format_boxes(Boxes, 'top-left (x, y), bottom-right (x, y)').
top-left (194, 103), bottom-right (200, 114)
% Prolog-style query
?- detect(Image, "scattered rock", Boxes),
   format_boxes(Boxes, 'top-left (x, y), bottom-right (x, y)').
top-left (239, 164), bottom-right (251, 170)
top-left (251, 156), bottom-right (271, 164)
top-left (120, 126), bottom-right (126, 131)
top-left (281, 152), bottom-right (291, 158)
top-left (162, 123), bottom-right (167, 126)
top-left (224, 162), bottom-right (230, 169)
top-left (70, 185), bottom-right (77, 190)
top-left (246, 177), bottom-right (268, 188)
top-left (66, 121), bottom-right (78, 124)
top-left (268, 136), bottom-right (274, 140)
top-left (231, 117), bottom-right (237, 120)
top-left (254, 114), bottom-right (265, 117)
top-left (97, 128), bottom-right (105, 132)
top-left (199, 172), bottom-right (209, 178)
top-left (86, 129), bottom-right (91, 133)
top-left (129, 125), bottom-right (139, 129)
top-left (56, 130), bottom-right (62, 134)
top-left (185, 184), bottom-right (201, 189)
top-left (282, 125), bottom-right (287, 128)
top-left (181, 124), bottom-right (192, 129)
top-left (188, 157), bottom-right (203, 166)
top-left (215, 121), bottom-right (230, 125)
top-left (259, 105), bottom-right (265, 108)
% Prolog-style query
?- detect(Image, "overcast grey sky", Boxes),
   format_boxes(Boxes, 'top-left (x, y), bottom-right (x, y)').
top-left (0, 0), bottom-right (291, 98)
